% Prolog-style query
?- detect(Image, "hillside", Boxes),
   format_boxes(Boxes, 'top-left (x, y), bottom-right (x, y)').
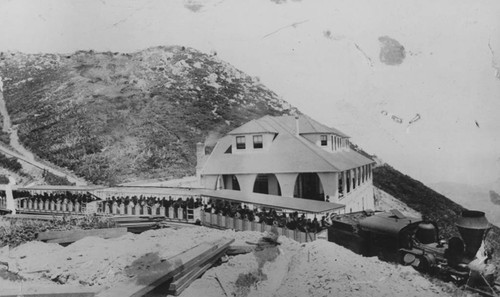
top-left (0, 47), bottom-right (297, 185)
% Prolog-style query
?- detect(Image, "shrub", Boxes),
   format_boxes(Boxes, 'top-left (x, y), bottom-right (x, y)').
top-left (0, 215), bottom-right (116, 247)
top-left (43, 170), bottom-right (75, 186)
top-left (0, 153), bottom-right (22, 172)
top-left (0, 175), bottom-right (9, 184)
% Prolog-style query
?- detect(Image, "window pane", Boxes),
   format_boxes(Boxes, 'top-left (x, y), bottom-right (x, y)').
top-left (253, 135), bottom-right (263, 149)
top-left (320, 135), bottom-right (327, 146)
top-left (236, 136), bottom-right (246, 149)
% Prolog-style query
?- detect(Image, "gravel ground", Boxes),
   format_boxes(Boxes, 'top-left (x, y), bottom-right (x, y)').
top-left (0, 225), bottom-right (462, 296)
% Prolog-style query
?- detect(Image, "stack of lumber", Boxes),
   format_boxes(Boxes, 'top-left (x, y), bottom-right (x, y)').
top-left (98, 238), bottom-right (235, 297)
top-left (111, 216), bottom-right (165, 233)
top-left (5, 213), bottom-right (67, 221)
top-left (37, 228), bottom-right (127, 244)
top-left (0, 287), bottom-right (98, 297)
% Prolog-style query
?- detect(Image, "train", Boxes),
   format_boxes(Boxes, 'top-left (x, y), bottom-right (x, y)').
top-left (328, 209), bottom-right (499, 296)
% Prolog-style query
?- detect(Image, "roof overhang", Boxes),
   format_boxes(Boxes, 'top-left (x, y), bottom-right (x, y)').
top-left (198, 189), bottom-right (344, 214)
top-left (17, 185), bottom-right (106, 192)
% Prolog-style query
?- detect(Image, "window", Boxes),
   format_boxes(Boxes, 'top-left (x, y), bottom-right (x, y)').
top-left (320, 135), bottom-right (327, 146)
top-left (236, 136), bottom-right (246, 149)
top-left (346, 170), bottom-right (351, 193)
top-left (338, 172), bottom-right (343, 196)
top-left (253, 135), bottom-right (263, 149)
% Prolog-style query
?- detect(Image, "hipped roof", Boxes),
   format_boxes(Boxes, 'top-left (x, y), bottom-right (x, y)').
top-left (201, 115), bottom-right (374, 175)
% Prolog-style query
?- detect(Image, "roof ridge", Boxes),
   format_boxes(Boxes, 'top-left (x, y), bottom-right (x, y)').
top-left (267, 116), bottom-right (341, 171)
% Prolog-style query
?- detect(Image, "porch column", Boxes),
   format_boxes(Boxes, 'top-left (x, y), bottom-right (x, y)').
top-left (267, 174), bottom-right (280, 195)
top-left (275, 173), bottom-right (299, 198)
top-left (317, 172), bottom-right (339, 202)
top-left (235, 174), bottom-right (258, 193)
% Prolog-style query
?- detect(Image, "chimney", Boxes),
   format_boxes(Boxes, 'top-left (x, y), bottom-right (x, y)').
top-left (295, 116), bottom-right (300, 136)
top-left (196, 142), bottom-right (207, 178)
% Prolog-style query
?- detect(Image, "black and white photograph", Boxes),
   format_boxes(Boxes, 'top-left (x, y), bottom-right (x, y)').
top-left (0, 0), bottom-right (499, 296)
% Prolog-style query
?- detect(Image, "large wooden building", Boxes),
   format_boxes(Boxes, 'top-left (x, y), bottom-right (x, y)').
top-left (197, 115), bottom-right (375, 212)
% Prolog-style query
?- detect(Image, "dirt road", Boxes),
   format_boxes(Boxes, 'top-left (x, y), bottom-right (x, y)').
top-left (0, 77), bottom-right (86, 185)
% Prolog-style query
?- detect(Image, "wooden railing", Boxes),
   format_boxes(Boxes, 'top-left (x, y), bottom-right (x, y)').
top-left (14, 198), bottom-right (200, 222)
top-left (98, 202), bottom-right (199, 222)
top-left (16, 198), bottom-right (86, 214)
top-left (200, 211), bottom-right (317, 243)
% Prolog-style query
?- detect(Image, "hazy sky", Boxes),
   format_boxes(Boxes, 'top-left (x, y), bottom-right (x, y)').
top-left (0, 0), bottom-right (499, 186)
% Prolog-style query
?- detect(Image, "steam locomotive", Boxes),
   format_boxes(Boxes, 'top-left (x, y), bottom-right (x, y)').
top-left (328, 210), bottom-right (499, 295)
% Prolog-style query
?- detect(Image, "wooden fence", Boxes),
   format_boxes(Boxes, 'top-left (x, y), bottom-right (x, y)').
top-left (14, 198), bottom-right (200, 222)
top-left (200, 211), bottom-right (317, 243)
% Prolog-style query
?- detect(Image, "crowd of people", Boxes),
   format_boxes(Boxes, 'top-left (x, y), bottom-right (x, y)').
top-left (102, 195), bottom-right (203, 210)
top-left (13, 191), bottom-right (97, 207)
top-left (203, 199), bottom-right (332, 233)
top-left (12, 191), bottom-right (332, 233)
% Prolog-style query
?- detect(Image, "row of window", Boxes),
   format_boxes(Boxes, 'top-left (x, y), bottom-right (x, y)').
top-left (320, 135), bottom-right (349, 151)
top-left (338, 164), bottom-right (372, 196)
top-left (236, 135), bottom-right (263, 150)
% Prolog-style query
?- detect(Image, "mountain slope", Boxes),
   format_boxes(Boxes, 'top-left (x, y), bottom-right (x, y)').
top-left (0, 47), bottom-right (297, 185)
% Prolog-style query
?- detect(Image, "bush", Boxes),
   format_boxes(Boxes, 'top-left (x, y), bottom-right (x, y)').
top-left (0, 215), bottom-right (116, 247)
top-left (0, 153), bottom-right (22, 172)
top-left (0, 175), bottom-right (9, 184)
top-left (43, 170), bottom-right (75, 186)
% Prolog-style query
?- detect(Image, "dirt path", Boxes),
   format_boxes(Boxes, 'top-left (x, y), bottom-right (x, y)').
top-left (0, 77), bottom-right (86, 186)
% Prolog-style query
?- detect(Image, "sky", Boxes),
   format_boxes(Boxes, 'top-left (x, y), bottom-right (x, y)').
top-left (0, 0), bottom-right (499, 186)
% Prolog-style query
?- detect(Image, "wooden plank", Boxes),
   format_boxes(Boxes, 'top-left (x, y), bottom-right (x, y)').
top-left (38, 228), bottom-right (127, 243)
top-left (167, 239), bottom-right (233, 285)
top-left (226, 245), bottom-right (255, 256)
top-left (97, 239), bottom-right (234, 297)
top-left (169, 262), bottom-right (213, 295)
top-left (168, 248), bottom-right (227, 293)
top-left (0, 287), bottom-right (96, 297)
top-left (166, 239), bottom-right (235, 294)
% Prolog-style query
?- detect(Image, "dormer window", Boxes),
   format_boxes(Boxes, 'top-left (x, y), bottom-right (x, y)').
top-left (253, 135), bottom-right (263, 149)
top-left (236, 136), bottom-right (246, 149)
top-left (320, 135), bottom-right (327, 146)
